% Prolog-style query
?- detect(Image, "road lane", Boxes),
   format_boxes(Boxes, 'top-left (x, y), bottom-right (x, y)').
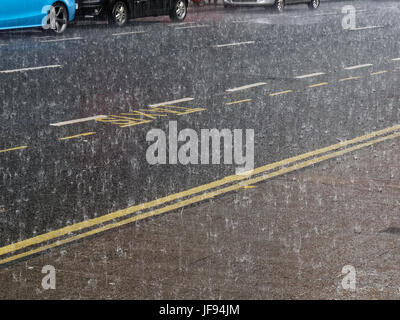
top-left (0, 0), bottom-right (399, 266)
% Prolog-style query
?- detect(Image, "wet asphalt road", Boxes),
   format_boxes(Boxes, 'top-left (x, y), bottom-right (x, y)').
top-left (0, 0), bottom-right (399, 261)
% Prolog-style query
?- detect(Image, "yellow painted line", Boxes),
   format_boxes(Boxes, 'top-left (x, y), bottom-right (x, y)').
top-left (243, 185), bottom-right (256, 189)
top-left (2, 129), bottom-right (400, 265)
top-left (309, 82), bottom-right (328, 88)
top-left (0, 146), bottom-right (27, 154)
top-left (59, 132), bottom-right (96, 141)
top-left (370, 70), bottom-right (387, 76)
top-left (339, 76), bottom-right (360, 82)
top-left (2, 124), bottom-right (400, 259)
top-left (226, 99), bottom-right (252, 105)
top-left (269, 90), bottom-right (292, 97)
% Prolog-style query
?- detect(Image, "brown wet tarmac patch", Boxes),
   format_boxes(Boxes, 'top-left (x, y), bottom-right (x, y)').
top-left (2, 139), bottom-right (400, 299)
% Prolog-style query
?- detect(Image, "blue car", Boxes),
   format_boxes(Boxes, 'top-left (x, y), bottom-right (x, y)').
top-left (0, 0), bottom-right (77, 33)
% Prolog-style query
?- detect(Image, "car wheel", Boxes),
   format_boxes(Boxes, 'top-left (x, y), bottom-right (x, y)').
top-left (308, 0), bottom-right (320, 10)
top-left (110, 1), bottom-right (129, 27)
top-left (274, 0), bottom-right (285, 13)
top-left (48, 2), bottom-right (69, 34)
top-left (170, 0), bottom-right (187, 22)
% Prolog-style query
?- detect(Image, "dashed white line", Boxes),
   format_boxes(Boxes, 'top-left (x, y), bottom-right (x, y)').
top-left (149, 97), bottom-right (194, 107)
top-left (112, 31), bottom-right (147, 36)
top-left (310, 11), bottom-right (339, 16)
top-left (175, 25), bottom-right (210, 30)
top-left (344, 63), bottom-right (373, 70)
top-left (0, 65), bottom-right (62, 74)
top-left (391, 58), bottom-right (400, 61)
top-left (214, 41), bottom-right (255, 48)
top-left (295, 72), bottom-right (325, 79)
top-left (168, 22), bottom-right (196, 27)
top-left (350, 26), bottom-right (382, 31)
top-left (39, 37), bottom-right (84, 43)
top-left (33, 36), bottom-right (57, 40)
top-left (226, 82), bottom-right (266, 92)
top-left (50, 115), bottom-right (107, 127)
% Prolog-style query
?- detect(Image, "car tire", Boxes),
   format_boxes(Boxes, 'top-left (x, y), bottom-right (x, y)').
top-left (47, 2), bottom-right (69, 34)
top-left (109, 1), bottom-right (129, 27)
top-left (170, 0), bottom-right (187, 22)
top-left (308, 0), bottom-right (320, 10)
top-left (273, 0), bottom-right (285, 13)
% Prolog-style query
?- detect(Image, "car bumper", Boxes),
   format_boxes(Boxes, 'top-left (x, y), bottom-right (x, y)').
top-left (75, 1), bottom-right (104, 17)
top-left (223, 0), bottom-right (275, 6)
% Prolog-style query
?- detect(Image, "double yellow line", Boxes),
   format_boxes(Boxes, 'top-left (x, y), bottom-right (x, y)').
top-left (2, 124), bottom-right (400, 265)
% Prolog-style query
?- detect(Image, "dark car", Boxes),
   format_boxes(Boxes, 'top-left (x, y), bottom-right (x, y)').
top-left (76, 0), bottom-right (188, 25)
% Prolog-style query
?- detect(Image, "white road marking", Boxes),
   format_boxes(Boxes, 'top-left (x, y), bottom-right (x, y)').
top-left (350, 26), bottom-right (382, 31)
top-left (226, 82), bottom-right (266, 92)
top-left (50, 115), bottom-right (107, 127)
top-left (33, 36), bottom-right (57, 40)
top-left (214, 41), bottom-right (255, 48)
top-left (344, 63), bottom-right (373, 70)
top-left (232, 20), bottom-right (252, 23)
top-left (311, 12), bottom-right (339, 16)
top-left (149, 97), bottom-right (194, 107)
top-left (168, 22), bottom-right (196, 27)
top-left (0, 65), bottom-right (62, 74)
top-left (39, 37), bottom-right (84, 43)
top-left (112, 31), bottom-right (147, 36)
top-left (175, 25), bottom-right (210, 30)
top-left (392, 58), bottom-right (400, 61)
top-left (290, 10), bottom-right (366, 18)
top-left (295, 72), bottom-right (325, 79)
